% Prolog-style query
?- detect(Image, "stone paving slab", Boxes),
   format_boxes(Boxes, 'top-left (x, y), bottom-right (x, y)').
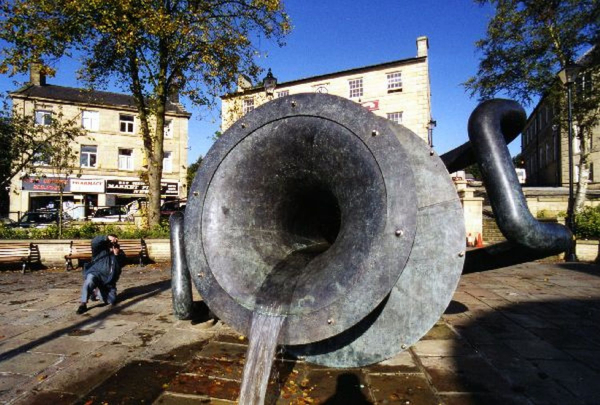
top-left (0, 261), bottom-right (598, 404)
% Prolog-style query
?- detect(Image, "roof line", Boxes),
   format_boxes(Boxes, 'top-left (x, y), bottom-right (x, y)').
top-left (223, 55), bottom-right (427, 98)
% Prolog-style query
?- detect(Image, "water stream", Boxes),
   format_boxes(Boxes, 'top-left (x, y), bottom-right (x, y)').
top-left (238, 310), bottom-right (285, 405)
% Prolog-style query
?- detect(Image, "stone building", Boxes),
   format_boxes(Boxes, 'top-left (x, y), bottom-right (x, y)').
top-left (8, 68), bottom-right (190, 219)
top-left (521, 55), bottom-right (599, 188)
top-left (222, 36), bottom-right (434, 144)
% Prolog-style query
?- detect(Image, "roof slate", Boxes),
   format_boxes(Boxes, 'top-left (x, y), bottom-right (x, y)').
top-left (10, 84), bottom-right (190, 116)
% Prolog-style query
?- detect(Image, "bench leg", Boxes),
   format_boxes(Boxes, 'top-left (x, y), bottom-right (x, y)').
top-left (139, 254), bottom-right (145, 267)
top-left (65, 259), bottom-right (73, 272)
top-left (21, 261), bottom-right (26, 274)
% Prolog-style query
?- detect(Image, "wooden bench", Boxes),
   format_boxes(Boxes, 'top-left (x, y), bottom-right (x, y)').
top-left (0, 242), bottom-right (40, 273)
top-left (65, 238), bottom-right (148, 271)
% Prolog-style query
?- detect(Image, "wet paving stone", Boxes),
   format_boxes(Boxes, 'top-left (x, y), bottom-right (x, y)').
top-left (151, 340), bottom-right (209, 363)
top-left (364, 350), bottom-right (419, 374)
top-left (277, 368), bottom-right (372, 404)
top-left (155, 392), bottom-right (235, 404)
top-left (76, 360), bottom-right (182, 404)
top-left (420, 322), bottom-right (457, 340)
top-left (186, 357), bottom-right (245, 381)
top-left (368, 373), bottom-right (439, 405)
top-left (197, 341), bottom-right (248, 362)
top-left (168, 374), bottom-right (241, 401)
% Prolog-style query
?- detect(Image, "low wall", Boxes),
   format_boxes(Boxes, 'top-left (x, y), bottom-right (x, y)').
top-left (0, 239), bottom-right (171, 268)
top-left (575, 240), bottom-right (600, 263)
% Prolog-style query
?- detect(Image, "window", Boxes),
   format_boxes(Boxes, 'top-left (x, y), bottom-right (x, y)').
top-left (164, 120), bottom-right (173, 138)
top-left (387, 72), bottom-right (402, 92)
top-left (82, 110), bottom-right (99, 131)
top-left (120, 114), bottom-right (135, 133)
top-left (32, 151), bottom-right (49, 166)
top-left (80, 145), bottom-right (97, 168)
top-left (387, 112), bottom-right (403, 124)
top-left (163, 151), bottom-right (172, 172)
top-left (348, 78), bottom-right (363, 98)
top-left (35, 110), bottom-right (52, 126)
top-left (243, 98), bottom-right (254, 114)
top-left (277, 90), bottom-right (289, 98)
top-left (118, 149), bottom-right (134, 170)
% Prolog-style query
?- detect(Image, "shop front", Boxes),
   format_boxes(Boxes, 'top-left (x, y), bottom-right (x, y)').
top-left (12, 176), bottom-right (179, 220)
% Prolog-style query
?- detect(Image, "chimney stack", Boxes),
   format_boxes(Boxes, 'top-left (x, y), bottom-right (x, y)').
top-left (416, 36), bottom-right (429, 58)
top-left (29, 63), bottom-right (46, 86)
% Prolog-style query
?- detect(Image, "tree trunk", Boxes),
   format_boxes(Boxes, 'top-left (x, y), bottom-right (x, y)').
top-left (145, 102), bottom-right (167, 229)
top-left (58, 189), bottom-right (64, 239)
top-left (574, 132), bottom-right (591, 214)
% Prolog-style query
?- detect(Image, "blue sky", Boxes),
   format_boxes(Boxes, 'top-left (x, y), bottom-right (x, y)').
top-left (0, 0), bottom-right (525, 164)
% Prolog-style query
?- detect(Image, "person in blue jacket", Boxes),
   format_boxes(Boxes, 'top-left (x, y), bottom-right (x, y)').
top-left (76, 234), bottom-right (126, 314)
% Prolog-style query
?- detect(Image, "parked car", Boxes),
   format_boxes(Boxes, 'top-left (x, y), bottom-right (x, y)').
top-left (0, 217), bottom-right (16, 227)
top-left (91, 206), bottom-right (128, 223)
top-left (160, 199), bottom-right (186, 217)
top-left (10, 210), bottom-right (71, 229)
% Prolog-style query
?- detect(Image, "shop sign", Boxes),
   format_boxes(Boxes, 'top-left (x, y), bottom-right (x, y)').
top-left (22, 176), bottom-right (70, 193)
top-left (70, 178), bottom-right (105, 193)
top-left (361, 100), bottom-right (379, 111)
top-left (106, 179), bottom-right (178, 195)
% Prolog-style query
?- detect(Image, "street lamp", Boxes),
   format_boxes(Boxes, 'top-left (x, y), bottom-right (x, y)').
top-left (263, 68), bottom-right (277, 98)
top-left (427, 119), bottom-right (437, 148)
top-left (558, 63), bottom-right (582, 262)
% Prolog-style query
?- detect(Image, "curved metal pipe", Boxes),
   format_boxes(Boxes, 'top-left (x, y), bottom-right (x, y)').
top-left (170, 211), bottom-right (194, 320)
top-left (441, 101), bottom-right (524, 173)
top-left (462, 99), bottom-right (572, 273)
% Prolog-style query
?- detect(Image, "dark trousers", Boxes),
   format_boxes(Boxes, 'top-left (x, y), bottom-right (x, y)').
top-left (81, 274), bottom-right (117, 305)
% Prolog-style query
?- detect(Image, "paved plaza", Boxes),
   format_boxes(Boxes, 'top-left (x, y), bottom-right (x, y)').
top-left (0, 260), bottom-right (598, 404)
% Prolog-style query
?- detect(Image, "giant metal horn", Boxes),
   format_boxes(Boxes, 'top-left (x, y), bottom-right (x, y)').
top-left (180, 93), bottom-right (466, 367)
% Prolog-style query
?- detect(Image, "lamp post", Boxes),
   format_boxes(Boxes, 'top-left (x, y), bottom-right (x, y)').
top-left (263, 68), bottom-right (277, 98)
top-left (558, 63), bottom-right (581, 262)
top-left (427, 119), bottom-right (437, 148)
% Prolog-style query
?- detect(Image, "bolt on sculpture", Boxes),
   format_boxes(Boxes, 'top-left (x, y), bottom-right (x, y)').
top-left (169, 94), bottom-right (571, 368)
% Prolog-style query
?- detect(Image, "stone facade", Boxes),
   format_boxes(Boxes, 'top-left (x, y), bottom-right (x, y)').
top-left (222, 36), bottom-right (433, 144)
top-left (521, 65), bottom-right (599, 188)
top-left (8, 70), bottom-right (190, 219)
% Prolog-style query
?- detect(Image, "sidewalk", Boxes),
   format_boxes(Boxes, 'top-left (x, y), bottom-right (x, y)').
top-left (0, 261), bottom-right (599, 404)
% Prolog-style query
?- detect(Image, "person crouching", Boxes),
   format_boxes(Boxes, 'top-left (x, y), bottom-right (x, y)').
top-left (76, 234), bottom-right (125, 314)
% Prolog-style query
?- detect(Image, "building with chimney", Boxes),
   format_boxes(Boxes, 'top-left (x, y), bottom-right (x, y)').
top-left (7, 67), bottom-right (191, 219)
top-left (221, 36), bottom-right (434, 145)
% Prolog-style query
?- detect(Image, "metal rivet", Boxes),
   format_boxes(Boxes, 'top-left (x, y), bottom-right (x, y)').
top-left (241, 123), bottom-right (246, 129)
top-left (395, 229), bottom-right (404, 237)
top-left (291, 100), bottom-right (297, 107)
top-left (401, 344), bottom-right (407, 350)
top-left (193, 191), bottom-right (199, 196)
top-left (198, 272), bottom-right (205, 278)
top-left (327, 318), bottom-right (334, 325)
top-left (458, 251), bottom-right (465, 257)
top-left (429, 150), bottom-right (435, 156)
top-left (371, 130), bottom-right (379, 137)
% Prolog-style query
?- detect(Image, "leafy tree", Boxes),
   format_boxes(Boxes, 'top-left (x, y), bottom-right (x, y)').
top-left (186, 154), bottom-right (203, 194)
top-left (0, 0), bottom-right (290, 227)
top-left (464, 0), bottom-right (600, 212)
top-left (0, 99), bottom-right (86, 192)
top-left (37, 119), bottom-right (83, 238)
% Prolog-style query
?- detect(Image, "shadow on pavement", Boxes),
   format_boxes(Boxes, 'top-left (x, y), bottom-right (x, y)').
top-left (321, 373), bottom-right (374, 404)
top-left (452, 297), bottom-right (600, 404)
top-left (0, 279), bottom-right (171, 363)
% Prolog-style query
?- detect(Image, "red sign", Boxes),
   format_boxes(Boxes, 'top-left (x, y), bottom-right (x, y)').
top-left (22, 176), bottom-right (70, 193)
top-left (361, 100), bottom-right (379, 111)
